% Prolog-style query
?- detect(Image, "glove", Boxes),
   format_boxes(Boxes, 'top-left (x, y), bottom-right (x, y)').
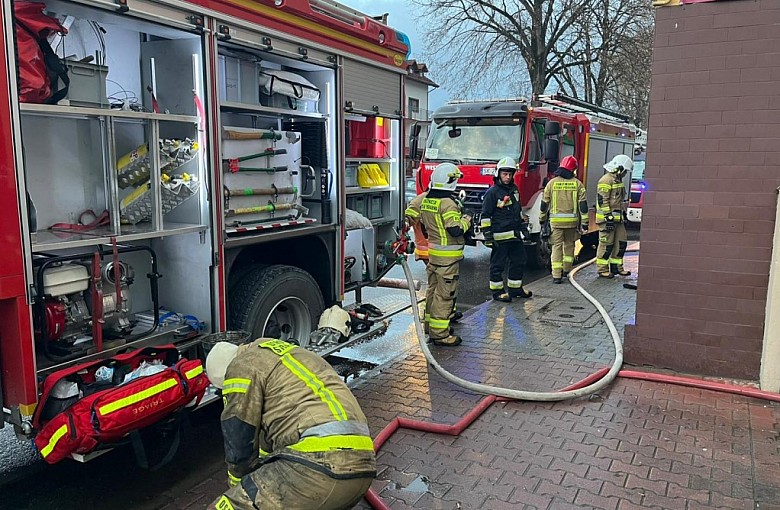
top-left (579, 224), bottom-right (589, 236)
top-left (541, 221), bottom-right (552, 238)
top-left (519, 223), bottom-right (530, 239)
top-left (483, 231), bottom-right (494, 248)
top-left (605, 213), bottom-right (615, 232)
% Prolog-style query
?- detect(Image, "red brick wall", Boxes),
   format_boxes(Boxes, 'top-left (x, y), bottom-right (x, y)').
top-left (624, 0), bottom-right (780, 379)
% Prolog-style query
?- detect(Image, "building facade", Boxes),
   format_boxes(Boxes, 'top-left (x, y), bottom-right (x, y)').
top-left (625, 0), bottom-right (780, 386)
top-left (404, 60), bottom-right (438, 176)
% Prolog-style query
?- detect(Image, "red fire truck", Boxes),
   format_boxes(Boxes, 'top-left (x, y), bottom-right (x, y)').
top-left (412, 94), bottom-right (637, 267)
top-left (0, 0), bottom-right (409, 445)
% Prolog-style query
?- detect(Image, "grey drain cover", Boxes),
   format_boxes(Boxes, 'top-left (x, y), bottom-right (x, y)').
top-left (535, 301), bottom-right (598, 325)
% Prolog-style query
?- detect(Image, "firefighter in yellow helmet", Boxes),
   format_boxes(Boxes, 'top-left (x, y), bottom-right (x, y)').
top-left (540, 156), bottom-right (588, 283)
top-left (404, 162), bottom-right (471, 346)
top-left (205, 338), bottom-right (376, 510)
top-left (596, 154), bottom-right (632, 278)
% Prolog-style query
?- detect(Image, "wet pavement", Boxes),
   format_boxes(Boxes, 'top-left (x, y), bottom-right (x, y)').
top-left (11, 231), bottom-right (775, 510)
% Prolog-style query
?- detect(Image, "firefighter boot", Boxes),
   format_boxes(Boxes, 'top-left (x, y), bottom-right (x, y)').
top-left (610, 264), bottom-right (631, 277)
top-left (431, 335), bottom-right (462, 347)
top-left (509, 287), bottom-right (533, 298)
top-left (492, 292), bottom-right (512, 303)
top-left (553, 277), bottom-right (563, 284)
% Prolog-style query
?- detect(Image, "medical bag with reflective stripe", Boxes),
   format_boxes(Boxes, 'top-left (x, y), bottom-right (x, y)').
top-left (33, 346), bottom-right (209, 464)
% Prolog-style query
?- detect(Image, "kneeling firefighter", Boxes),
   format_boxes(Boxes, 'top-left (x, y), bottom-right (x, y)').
top-left (205, 339), bottom-right (376, 510)
top-left (481, 157), bottom-right (532, 302)
top-left (405, 162), bottom-right (471, 346)
top-left (539, 156), bottom-right (589, 283)
top-left (596, 154), bottom-right (632, 278)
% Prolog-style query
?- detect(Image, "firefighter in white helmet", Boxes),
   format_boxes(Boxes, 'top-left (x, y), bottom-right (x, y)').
top-left (480, 157), bottom-right (532, 302)
top-left (404, 162), bottom-right (471, 346)
top-left (596, 154), bottom-right (632, 278)
top-left (205, 338), bottom-right (376, 510)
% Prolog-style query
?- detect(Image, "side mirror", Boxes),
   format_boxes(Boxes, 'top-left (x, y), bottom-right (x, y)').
top-left (409, 123), bottom-right (421, 158)
top-left (544, 139), bottom-right (559, 168)
top-left (544, 121), bottom-right (561, 137)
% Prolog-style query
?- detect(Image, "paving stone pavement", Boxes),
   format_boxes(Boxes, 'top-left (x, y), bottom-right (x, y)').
top-left (166, 252), bottom-right (780, 510)
top-left (348, 253), bottom-right (780, 510)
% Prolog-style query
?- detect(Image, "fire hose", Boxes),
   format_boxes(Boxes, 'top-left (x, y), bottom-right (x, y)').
top-left (366, 229), bottom-right (780, 509)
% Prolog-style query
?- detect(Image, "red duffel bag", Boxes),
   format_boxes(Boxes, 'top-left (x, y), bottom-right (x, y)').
top-left (14, 1), bottom-right (70, 103)
top-left (33, 345), bottom-right (210, 465)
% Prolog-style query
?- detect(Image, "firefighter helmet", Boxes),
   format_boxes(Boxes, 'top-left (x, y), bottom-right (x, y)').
top-left (205, 341), bottom-right (239, 389)
top-left (430, 162), bottom-right (463, 191)
top-left (497, 157), bottom-right (516, 171)
top-left (559, 155), bottom-right (578, 172)
top-left (317, 305), bottom-right (352, 337)
top-left (492, 157), bottom-right (516, 182)
top-left (604, 154), bottom-right (633, 173)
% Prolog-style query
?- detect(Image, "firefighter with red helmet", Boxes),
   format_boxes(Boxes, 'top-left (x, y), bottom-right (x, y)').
top-left (596, 154), bottom-right (632, 278)
top-left (481, 157), bottom-right (532, 302)
top-left (539, 155), bottom-right (588, 283)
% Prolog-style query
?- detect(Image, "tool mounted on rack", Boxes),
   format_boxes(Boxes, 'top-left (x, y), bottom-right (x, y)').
top-left (225, 148), bottom-right (290, 173)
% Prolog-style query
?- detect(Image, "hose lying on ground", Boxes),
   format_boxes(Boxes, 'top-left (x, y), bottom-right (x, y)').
top-left (364, 250), bottom-right (780, 509)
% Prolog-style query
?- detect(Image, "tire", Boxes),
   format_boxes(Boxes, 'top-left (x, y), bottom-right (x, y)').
top-left (526, 233), bottom-right (551, 270)
top-left (228, 265), bottom-right (324, 348)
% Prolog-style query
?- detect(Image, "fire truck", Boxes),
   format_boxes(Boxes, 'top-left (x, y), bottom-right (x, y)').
top-left (412, 94), bottom-right (637, 267)
top-left (0, 0), bottom-right (409, 444)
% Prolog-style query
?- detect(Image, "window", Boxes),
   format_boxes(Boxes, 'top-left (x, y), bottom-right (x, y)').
top-left (408, 98), bottom-right (420, 113)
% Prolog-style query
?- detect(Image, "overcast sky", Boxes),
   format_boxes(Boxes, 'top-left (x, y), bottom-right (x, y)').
top-left (347, 0), bottom-right (450, 110)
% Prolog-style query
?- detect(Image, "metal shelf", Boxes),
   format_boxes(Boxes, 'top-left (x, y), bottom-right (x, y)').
top-left (31, 222), bottom-right (207, 252)
top-left (220, 101), bottom-right (329, 119)
top-left (370, 218), bottom-right (396, 226)
top-left (19, 103), bottom-right (198, 123)
top-left (345, 186), bottom-right (396, 195)
top-left (345, 158), bottom-right (396, 163)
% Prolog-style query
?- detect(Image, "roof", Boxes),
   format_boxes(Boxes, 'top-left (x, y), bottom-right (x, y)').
top-left (405, 59), bottom-right (439, 88)
top-left (432, 100), bottom-right (528, 120)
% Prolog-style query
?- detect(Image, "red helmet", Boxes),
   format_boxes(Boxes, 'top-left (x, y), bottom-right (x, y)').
top-left (559, 156), bottom-right (578, 172)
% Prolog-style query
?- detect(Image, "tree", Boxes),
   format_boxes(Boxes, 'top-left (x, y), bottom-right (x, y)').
top-left (415, 0), bottom-right (590, 98)
top-left (552, 0), bottom-right (654, 127)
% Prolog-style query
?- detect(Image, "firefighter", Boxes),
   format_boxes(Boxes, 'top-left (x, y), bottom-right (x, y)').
top-left (539, 155), bottom-right (589, 284)
top-left (205, 338), bottom-right (376, 510)
top-left (404, 162), bottom-right (470, 346)
top-left (596, 154), bottom-right (633, 278)
top-left (409, 189), bottom-right (464, 325)
top-left (481, 157), bottom-right (532, 302)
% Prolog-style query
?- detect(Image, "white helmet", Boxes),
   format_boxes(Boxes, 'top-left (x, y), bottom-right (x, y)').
top-left (604, 154), bottom-right (633, 174)
top-left (317, 305), bottom-right (351, 337)
top-left (430, 162), bottom-right (463, 191)
top-left (205, 341), bottom-right (239, 389)
top-left (497, 157), bottom-right (516, 171)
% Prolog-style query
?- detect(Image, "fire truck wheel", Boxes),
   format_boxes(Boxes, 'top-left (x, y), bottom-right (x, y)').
top-left (229, 265), bottom-right (325, 349)
top-left (527, 233), bottom-right (551, 270)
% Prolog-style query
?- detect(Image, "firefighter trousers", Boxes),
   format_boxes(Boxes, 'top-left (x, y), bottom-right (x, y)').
top-left (489, 240), bottom-right (526, 294)
top-left (551, 227), bottom-right (578, 278)
top-left (596, 222), bottom-right (628, 273)
top-left (426, 262), bottom-right (460, 340)
top-left (208, 457), bottom-right (374, 510)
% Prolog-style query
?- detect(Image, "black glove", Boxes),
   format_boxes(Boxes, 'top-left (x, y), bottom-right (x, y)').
top-left (605, 213), bottom-right (615, 232)
top-left (541, 220), bottom-right (552, 238)
top-left (483, 231), bottom-right (494, 248)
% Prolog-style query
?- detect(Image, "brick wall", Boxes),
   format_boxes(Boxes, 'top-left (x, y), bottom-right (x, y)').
top-left (624, 0), bottom-right (780, 379)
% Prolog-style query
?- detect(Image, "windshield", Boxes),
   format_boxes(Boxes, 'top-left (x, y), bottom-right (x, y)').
top-left (424, 118), bottom-right (524, 164)
top-left (632, 160), bottom-right (645, 180)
